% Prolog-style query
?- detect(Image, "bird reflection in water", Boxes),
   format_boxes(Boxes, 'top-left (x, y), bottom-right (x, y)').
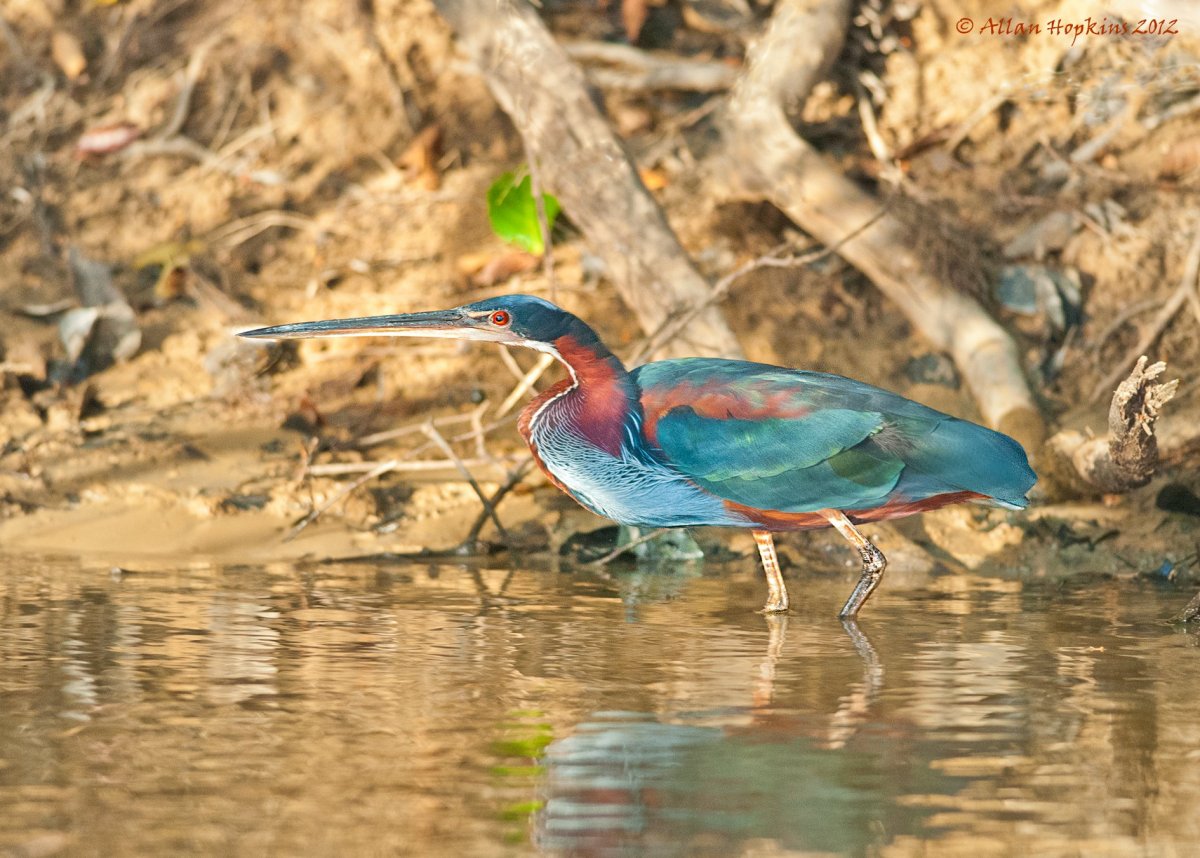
top-left (534, 616), bottom-right (889, 857)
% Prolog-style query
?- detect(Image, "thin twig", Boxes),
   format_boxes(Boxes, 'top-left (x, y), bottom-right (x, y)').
top-left (209, 122), bottom-right (275, 167)
top-left (3, 74), bottom-right (55, 139)
top-left (448, 415), bottom-right (518, 446)
top-left (581, 65), bottom-right (737, 94)
top-left (209, 72), bottom-right (248, 152)
top-left (468, 402), bottom-right (490, 458)
top-left (285, 457), bottom-right (398, 542)
top-left (944, 89), bottom-right (1010, 153)
top-left (496, 352), bottom-right (556, 418)
top-left (629, 242), bottom-right (791, 364)
top-left (422, 421), bottom-right (508, 539)
top-left (1092, 297), bottom-right (1162, 350)
top-left (854, 79), bottom-right (891, 164)
top-left (565, 41), bottom-right (738, 92)
top-left (123, 135), bottom-right (213, 164)
top-left (586, 527), bottom-right (670, 567)
top-left (1071, 95), bottom-right (1142, 165)
top-left (638, 211), bottom-right (883, 364)
top-left (206, 211), bottom-right (328, 249)
top-left (1143, 91), bottom-right (1200, 132)
top-left (497, 346), bottom-right (526, 383)
top-left (118, 37), bottom-right (289, 187)
top-left (293, 436), bottom-right (319, 483)
top-left (0, 14), bottom-right (29, 65)
top-left (630, 206), bottom-right (887, 364)
top-left (158, 35), bottom-right (219, 140)
top-left (355, 412), bottom-right (474, 449)
top-left (1091, 225), bottom-right (1200, 401)
top-left (307, 454), bottom-right (508, 477)
top-left (285, 410), bottom-right (512, 541)
top-left (459, 457), bottom-right (534, 550)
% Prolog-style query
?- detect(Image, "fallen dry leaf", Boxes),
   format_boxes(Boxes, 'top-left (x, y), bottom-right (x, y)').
top-left (622, 0), bottom-right (649, 42)
top-left (398, 125), bottom-right (443, 191)
top-left (1160, 138), bottom-right (1200, 179)
top-left (458, 250), bottom-right (538, 287)
top-left (155, 265), bottom-right (189, 301)
top-left (639, 167), bottom-right (668, 191)
top-left (680, 0), bottom-right (753, 36)
top-left (51, 30), bottom-right (87, 80)
top-left (76, 123), bottom-right (142, 157)
top-left (456, 251), bottom-right (493, 276)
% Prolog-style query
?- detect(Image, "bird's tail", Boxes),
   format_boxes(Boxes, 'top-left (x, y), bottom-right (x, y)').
top-left (901, 417), bottom-right (1037, 508)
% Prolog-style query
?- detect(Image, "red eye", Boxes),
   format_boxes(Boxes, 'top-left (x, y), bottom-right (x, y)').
top-left (490, 310), bottom-right (511, 327)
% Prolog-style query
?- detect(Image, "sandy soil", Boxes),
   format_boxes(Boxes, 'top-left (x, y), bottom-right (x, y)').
top-left (0, 0), bottom-right (1197, 583)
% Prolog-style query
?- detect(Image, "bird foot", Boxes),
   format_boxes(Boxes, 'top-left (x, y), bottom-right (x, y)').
top-left (838, 544), bottom-right (887, 618)
top-left (760, 597), bottom-right (790, 614)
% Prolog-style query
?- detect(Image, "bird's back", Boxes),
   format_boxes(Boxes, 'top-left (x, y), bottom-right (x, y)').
top-left (633, 359), bottom-right (1036, 525)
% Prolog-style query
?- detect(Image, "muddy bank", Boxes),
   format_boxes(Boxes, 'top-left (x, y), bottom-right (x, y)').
top-left (0, 0), bottom-right (1198, 591)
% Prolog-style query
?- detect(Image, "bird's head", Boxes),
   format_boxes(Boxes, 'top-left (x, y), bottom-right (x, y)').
top-left (239, 294), bottom-right (584, 355)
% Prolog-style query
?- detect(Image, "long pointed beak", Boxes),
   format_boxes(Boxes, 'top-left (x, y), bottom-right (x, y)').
top-left (239, 309), bottom-right (500, 342)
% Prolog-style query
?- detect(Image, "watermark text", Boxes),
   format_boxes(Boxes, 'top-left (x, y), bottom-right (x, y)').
top-left (955, 15), bottom-right (1179, 46)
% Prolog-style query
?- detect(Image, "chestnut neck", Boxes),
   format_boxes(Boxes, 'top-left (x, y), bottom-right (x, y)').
top-left (518, 331), bottom-right (639, 458)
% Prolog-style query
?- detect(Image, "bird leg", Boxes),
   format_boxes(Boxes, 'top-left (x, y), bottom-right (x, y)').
top-left (820, 510), bottom-right (888, 618)
top-left (753, 530), bottom-right (790, 613)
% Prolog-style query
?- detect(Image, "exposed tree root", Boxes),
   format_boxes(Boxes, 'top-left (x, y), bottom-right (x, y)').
top-left (432, 0), bottom-right (1044, 449)
top-left (704, 0), bottom-right (1043, 448)
top-left (432, 0), bottom-right (743, 360)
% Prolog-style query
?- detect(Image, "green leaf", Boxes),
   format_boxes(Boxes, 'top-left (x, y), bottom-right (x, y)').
top-left (499, 800), bottom-right (544, 821)
top-left (486, 171), bottom-right (560, 255)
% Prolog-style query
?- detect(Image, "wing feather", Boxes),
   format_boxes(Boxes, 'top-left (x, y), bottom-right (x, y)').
top-left (635, 359), bottom-right (1035, 513)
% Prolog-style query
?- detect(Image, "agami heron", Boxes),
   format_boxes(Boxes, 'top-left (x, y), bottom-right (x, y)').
top-left (241, 295), bottom-right (1036, 616)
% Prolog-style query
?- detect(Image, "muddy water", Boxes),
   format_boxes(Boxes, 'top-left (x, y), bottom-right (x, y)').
top-left (0, 556), bottom-right (1197, 857)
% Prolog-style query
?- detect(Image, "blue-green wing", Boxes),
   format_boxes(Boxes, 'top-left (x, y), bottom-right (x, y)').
top-left (635, 359), bottom-right (1035, 513)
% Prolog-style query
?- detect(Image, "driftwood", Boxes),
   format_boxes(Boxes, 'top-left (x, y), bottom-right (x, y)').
top-left (1182, 590), bottom-right (1200, 624)
top-left (1049, 357), bottom-right (1179, 494)
top-left (432, 0), bottom-right (1044, 448)
top-left (433, 0), bottom-right (742, 360)
top-left (704, 0), bottom-right (1043, 448)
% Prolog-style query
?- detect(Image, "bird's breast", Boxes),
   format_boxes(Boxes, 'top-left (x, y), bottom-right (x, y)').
top-left (525, 399), bottom-right (742, 528)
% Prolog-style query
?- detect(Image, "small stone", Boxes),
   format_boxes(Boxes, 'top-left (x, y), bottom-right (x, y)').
top-left (904, 353), bottom-right (959, 388)
top-left (1002, 211), bottom-right (1079, 259)
top-left (921, 506), bottom-right (1024, 569)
